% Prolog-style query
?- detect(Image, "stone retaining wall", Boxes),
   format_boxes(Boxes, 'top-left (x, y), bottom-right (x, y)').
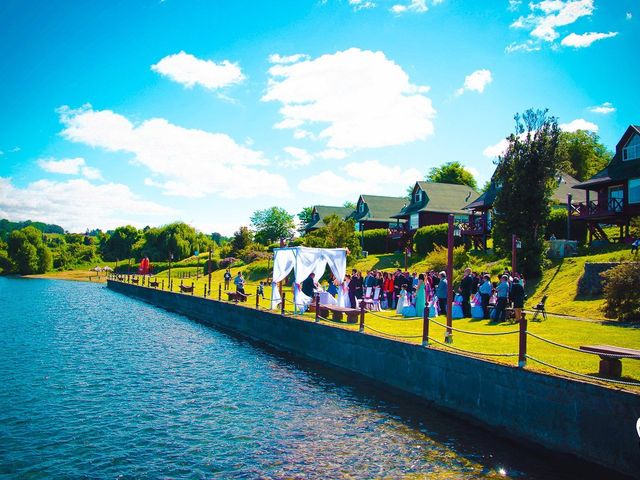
top-left (107, 280), bottom-right (640, 477)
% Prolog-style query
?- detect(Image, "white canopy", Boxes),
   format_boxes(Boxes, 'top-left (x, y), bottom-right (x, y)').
top-left (270, 246), bottom-right (347, 310)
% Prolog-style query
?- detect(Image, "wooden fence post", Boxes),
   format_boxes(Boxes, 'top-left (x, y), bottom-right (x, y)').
top-left (191, 282), bottom-right (194, 295)
top-left (161, 280), bottom-right (164, 290)
top-left (422, 305), bottom-right (430, 347)
top-left (519, 316), bottom-right (527, 368)
top-left (218, 283), bottom-right (222, 301)
top-left (359, 301), bottom-right (365, 333)
top-left (256, 286), bottom-right (260, 309)
top-left (314, 294), bottom-right (320, 322)
top-left (281, 292), bottom-right (286, 315)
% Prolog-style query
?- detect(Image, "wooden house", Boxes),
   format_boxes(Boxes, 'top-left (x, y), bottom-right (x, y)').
top-left (303, 205), bottom-right (355, 234)
top-left (570, 125), bottom-right (640, 243)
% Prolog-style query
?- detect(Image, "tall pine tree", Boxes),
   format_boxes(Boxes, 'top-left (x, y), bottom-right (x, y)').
top-left (492, 109), bottom-right (565, 277)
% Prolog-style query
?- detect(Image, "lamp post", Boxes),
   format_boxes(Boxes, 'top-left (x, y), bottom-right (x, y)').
top-left (168, 252), bottom-right (173, 287)
top-left (195, 249), bottom-right (200, 279)
top-left (446, 215), bottom-right (461, 344)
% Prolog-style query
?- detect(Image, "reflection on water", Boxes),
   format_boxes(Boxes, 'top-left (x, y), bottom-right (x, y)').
top-left (0, 277), bottom-right (613, 478)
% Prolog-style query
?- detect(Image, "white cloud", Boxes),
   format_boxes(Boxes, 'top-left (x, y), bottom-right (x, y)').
top-left (316, 149), bottom-right (347, 160)
top-left (455, 69), bottom-right (492, 96)
top-left (626, 12), bottom-right (632, 20)
top-left (509, 0), bottom-right (596, 48)
top-left (0, 177), bottom-right (175, 232)
top-left (349, 0), bottom-right (376, 11)
top-left (151, 51), bottom-right (245, 90)
top-left (279, 146), bottom-right (314, 168)
top-left (58, 104), bottom-right (289, 199)
top-left (508, 0), bottom-right (522, 11)
top-left (589, 102), bottom-right (615, 114)
top-left (298, 160), bottom-right (420, 198)
top-left (560, 31), bottom-right (618, 47)
top-left (38, 157), bottom-right (85, 175)
top-left (505, 40), bottom-right (542, 53)
top-left (38, 156), bottom-right (103, 180)
top-left (268, 53), bottom-right (310, 64)
top-left (482, 138), bottom-right (511, 158)
top-left (263, 48), bottom-right (436, 150)
top-left (559, 118), bottom-right (598, 132)
top-left (483, 118), bottom-right (599, 158)
top-left (464, 166), bottom-right (480, 179)
top-left (391, 0), bottom-right (427, 13)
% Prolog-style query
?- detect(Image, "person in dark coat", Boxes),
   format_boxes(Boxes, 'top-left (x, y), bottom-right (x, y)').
top-left (348, 270), bottom-right (361, 309)
top-left (301, 273), bottom-right (316, 299)
top-left (459, 268), bottom-right (474, 318)
top-left (509, 277), bottom-right (526, 323)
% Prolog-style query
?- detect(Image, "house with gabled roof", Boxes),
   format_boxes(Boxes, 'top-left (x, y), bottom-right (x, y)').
top-left (570, 125), bottom-right (640, 244)
top-left (392, 181), bottom-right (478, 232)
top-left (303, 205), bottom-right (355, 234)
top-left (462, 172), bottom-right (586, 249)
top-left (351, 194), bottom-right (408, 231)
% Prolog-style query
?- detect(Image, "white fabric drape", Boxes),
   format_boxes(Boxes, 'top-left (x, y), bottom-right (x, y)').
top-left (269, 247), bottom-right (347, 310)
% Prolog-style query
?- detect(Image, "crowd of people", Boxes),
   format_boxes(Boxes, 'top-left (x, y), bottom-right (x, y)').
top-left (314, 267), bottom-right (526, 323)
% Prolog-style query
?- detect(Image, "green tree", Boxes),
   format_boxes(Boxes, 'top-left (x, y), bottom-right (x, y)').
top-left (250, 207), bottom-right (295, 244)
top-left (426, 161), bottom-right (478, 189)
top-left (342, 201), bottom-right (356, 209)
top-left (231, 226), bottom-right (254, 253)
top-left (492, 109), bottom-right (564, 277)
top-left (303, 214), bottom-right (361, 263)
top-left (101, 225), bottom-right (139, 261)
top-left (557, 130), bottom-right (612, 181)
top-left (297, 206), bottom-right (314, 233)
top-left (7, 226), bottom-right (52, 274)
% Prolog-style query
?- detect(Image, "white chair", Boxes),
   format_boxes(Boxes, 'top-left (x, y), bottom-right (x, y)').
top-left (371, 287), bottom-right (381, 311)
top-left (362, 287), bottom-right (373, 310)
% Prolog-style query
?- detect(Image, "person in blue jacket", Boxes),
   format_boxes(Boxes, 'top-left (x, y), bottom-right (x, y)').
top-left (435, 271), bottom-right (448, 315)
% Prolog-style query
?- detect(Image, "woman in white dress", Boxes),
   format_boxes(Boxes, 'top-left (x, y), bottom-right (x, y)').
top-left (337, 275), bottom-right (351, 308)
top-left (396, 284), bottom-right (409, 315)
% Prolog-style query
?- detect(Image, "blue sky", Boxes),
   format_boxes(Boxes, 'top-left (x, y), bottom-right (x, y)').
top-left (0, 0), bottom-right (637, 234)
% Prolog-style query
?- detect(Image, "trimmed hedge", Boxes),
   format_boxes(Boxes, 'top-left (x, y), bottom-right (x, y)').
top-left (362, 228), bottom-right (389, 254)
top-left (413, 223), bottom-right (463, 255)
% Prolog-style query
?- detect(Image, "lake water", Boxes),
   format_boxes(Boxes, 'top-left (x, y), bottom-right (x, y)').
top-left (0, 277), bottom-right (612, 479)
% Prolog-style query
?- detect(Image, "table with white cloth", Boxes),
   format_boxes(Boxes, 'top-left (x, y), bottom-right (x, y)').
top-left (318, 291), bottom-right (338, 306)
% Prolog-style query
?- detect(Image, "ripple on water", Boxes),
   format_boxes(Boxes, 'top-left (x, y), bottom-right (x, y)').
top-left (0, 277), bottom-right (612, 479)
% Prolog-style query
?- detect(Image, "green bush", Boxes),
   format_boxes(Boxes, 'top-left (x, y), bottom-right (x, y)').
top-left (413, 223), bottom-right (463, 255)
top-left (220, 257), bottom-right (243, 269)
top-left (362, 229), bottom-right (389, 254)
top-left (601, 262), bottom-right (640, 322)
top-left (547, 208), bottom-right (587, 243)
top-left (422, 245), bottom-right (469, 272)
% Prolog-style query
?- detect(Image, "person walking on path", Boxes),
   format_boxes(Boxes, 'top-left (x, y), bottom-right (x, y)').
top-left (435, 271), bottom-right (448, 316)
top-left (494, 275), bottom-right (510, 322)
top-left (224, 269), bottom-right (232, 290)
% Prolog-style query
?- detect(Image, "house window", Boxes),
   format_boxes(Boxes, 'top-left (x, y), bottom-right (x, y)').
top-left (410, 213), bottom-right (419, 230)
top-left (414, 190), bottom-right (422, 203)
top-left (608, 185), bottom-right (624, 212)
top-left (623, 134), bottom-right (640, 161)
top-left (629, 178), bottom-right (640, 204)
top-left (359, 202), bottom-right (365, 213)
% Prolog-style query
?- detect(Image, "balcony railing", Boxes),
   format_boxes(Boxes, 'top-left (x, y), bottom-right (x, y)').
top-left (460, 218), bottom-right (488, 236)
top-left (570, 198), bottom-right (624, 218)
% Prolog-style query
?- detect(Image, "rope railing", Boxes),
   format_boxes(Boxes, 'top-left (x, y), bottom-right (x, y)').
top-left (525, 354), bottom-right (640, 386)
top-left (428, 317), bottom-right (520, 336)
top-left (363, 324), bottom-right (423, 339)
top-left (526, 331), bottom-right (640, 358)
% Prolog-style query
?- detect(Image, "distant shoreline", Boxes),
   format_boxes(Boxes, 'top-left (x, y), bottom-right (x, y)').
top-left (24, 271), bottom-right (106, 283)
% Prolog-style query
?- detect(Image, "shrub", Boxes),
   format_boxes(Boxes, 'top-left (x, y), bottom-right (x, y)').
top-left (202, 258), bottom-right (219, 274)
top-left (422, 245), bottom-right (469, 272)
top-left (239, 249), bottom-right (270, 264)
top-left (220, 257), bottom-right (242, 269)
top-left (601, 262), bottom-right (640, 322)
top-left (362, 229), bottom-right (388, 254)
top-left (547, 208), bottom-right (587, 243)
top-left (413, 224), bottom-right (463, 255)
